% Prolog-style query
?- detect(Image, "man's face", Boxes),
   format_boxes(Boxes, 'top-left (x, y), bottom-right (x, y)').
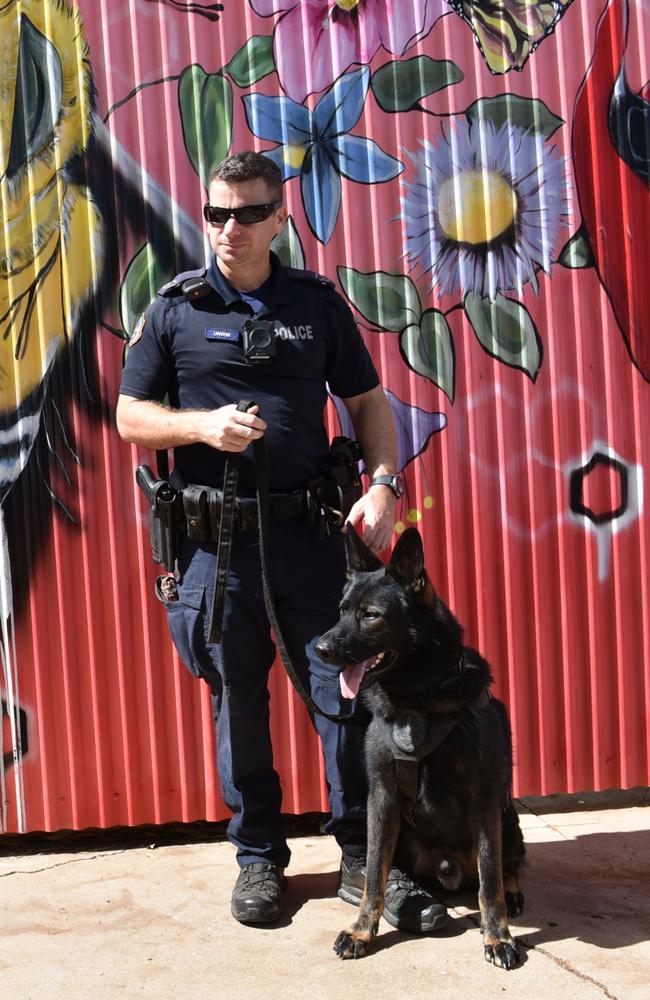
top-left (207, 178), bottom-right (287, 270)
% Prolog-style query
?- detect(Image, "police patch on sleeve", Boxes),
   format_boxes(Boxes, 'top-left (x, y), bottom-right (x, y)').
top-left (128, 312), bottom-right (146, 347)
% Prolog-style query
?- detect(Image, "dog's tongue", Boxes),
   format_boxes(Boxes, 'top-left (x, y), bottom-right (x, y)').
top-left (339, 660), bottom-right (373, 699)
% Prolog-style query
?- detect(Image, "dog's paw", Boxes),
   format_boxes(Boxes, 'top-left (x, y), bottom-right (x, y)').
top-left (334, 929), bottom-right (371, 960)
top-left (505, 890), bottom-right (525, 917)
top-left (484, 937), bottom-right (520, 970)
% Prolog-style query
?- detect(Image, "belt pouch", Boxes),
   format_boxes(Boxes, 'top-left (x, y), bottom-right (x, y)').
top-left (183, 486), bottom-right (209, 540)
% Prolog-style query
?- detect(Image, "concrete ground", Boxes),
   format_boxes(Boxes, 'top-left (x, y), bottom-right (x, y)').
top-left (1, 791), bottom-right (649, 1000)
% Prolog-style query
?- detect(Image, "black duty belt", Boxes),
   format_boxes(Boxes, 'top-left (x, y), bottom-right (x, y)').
top-left (183, 486), bottom-right (304, 541)
top-left (207, 399), bottom-right (363, 727)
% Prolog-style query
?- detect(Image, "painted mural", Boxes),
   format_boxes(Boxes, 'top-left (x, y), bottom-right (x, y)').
top-left (0, 0), bottom-right (648, 833)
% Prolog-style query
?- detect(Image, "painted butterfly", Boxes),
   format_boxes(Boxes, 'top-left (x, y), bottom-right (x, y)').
top-left (446, 0), bottom-right (576, 74)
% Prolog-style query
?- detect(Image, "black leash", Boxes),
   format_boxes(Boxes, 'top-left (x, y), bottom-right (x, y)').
top-left (208, 400), bottom-right (363, 727)
top-left (206, 399), bottom-right (250, 644)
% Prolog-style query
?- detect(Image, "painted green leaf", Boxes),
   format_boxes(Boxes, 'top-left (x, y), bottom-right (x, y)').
top-left (271, 216), bottom-right (305, 270)
top-left (559, 226), bottom-right (595, 269)
top-left (119, 242), bottom-right (169, 339)
top-left (371, 56), bottom-right (463, 113)
top-left (224, 35), bottom-right (275, 88)
top-left (399, 310), bottom-right (455, 402)
top-left (179, 65), bottom-right (232, 187)
top-left (464, 292), bottom-right (542, 381)
top-left (337, 267), bottom-right (422, 331)
top-left (466, 94), bottom-right (564, 139)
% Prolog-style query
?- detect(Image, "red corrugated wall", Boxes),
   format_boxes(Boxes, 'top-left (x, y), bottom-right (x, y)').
top-left (1, 0), bottom-right (648, 834)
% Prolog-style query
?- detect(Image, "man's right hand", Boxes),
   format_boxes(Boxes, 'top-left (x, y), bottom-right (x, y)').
top-left (199, 403), bottom-right (266, 452)
top-left (116, 395), bottom-right (266, 453)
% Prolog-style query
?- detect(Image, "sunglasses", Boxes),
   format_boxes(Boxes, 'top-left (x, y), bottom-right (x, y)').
top-left (203, 201), bottom-right (281, 226)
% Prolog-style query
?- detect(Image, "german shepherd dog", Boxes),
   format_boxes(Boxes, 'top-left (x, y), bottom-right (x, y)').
top-left (316, 526), bottom-right (525, 969)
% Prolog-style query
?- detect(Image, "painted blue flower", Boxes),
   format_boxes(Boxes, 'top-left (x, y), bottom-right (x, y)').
top-left (244, 67), bottom-right (402, 244)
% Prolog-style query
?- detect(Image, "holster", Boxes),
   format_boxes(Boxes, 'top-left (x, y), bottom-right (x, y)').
top-left (135, 465), bottom-right (183, 571)
top-left (304, 436), bottom-right (362, 539)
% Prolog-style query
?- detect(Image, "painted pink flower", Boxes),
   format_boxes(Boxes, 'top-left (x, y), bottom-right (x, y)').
top-left (250, 0), bottom-right (445, 101)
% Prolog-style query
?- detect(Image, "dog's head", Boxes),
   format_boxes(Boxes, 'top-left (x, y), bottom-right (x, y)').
top-left (316, 525), bottom-right (442, 698)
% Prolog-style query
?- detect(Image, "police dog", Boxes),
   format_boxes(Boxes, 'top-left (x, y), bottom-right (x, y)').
top-left (316, 526), bottom-right (525, 969)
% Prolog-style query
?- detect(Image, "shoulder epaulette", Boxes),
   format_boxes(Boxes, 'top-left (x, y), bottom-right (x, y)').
top-left (158, 266), bottom-right (208, 298)
top-left (285, 267), bottom-right (336, 290)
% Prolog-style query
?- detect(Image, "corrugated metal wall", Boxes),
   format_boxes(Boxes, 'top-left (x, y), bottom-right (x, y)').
top-left (1, 0), bottom-right (648, 834)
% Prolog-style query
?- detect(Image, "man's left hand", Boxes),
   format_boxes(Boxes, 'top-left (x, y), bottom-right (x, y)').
top-left (345, 486), bottom-right (396, 554)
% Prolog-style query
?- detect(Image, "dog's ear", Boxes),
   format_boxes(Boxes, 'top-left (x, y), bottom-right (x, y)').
top-left (344, 524), bottom-right (383, 574)
top-left (388, 527), bottom-right (426, 590)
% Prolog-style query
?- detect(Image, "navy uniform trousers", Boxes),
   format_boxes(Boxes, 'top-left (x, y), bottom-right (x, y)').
top-left (165, 520), bottom-right (367, 869)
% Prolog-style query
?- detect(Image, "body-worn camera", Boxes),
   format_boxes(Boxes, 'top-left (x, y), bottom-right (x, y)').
top-left (242, 319), bottom-right (276, 364)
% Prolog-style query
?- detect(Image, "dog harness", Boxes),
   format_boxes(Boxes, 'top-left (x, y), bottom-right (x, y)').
top-left (376, 686), bottom-right (491, 826)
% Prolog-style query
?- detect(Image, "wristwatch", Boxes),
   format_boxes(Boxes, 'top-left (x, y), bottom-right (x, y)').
top-left (370, 473), bottom-right (404, 498)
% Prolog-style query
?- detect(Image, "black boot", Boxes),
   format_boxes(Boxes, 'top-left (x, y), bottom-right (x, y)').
top-left (338, 854), bottom-right (447, 933)
top-left (231, 863), bottom-right (287, 924)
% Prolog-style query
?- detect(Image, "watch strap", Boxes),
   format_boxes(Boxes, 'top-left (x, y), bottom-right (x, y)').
top-left (370, 474), bottom-right (402, 497)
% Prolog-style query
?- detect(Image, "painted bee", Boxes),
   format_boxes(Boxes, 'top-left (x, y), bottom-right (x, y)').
top-left (0, 0), bottom-right (103, 503)
top-left (0, 0), bottom-right (203, 829)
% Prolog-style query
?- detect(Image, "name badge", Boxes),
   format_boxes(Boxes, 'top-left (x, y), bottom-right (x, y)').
top-left (205, 327), bottom-right (240, 342)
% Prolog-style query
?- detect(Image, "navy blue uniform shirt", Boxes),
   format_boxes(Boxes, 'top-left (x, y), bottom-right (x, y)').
top-left (120, 253), bottom-right (379, 494)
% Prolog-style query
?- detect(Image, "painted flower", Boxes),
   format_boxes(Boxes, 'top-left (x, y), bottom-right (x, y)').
top-left (249, 0), bottom-right (445, 101)
top-left (332, 389), bottom-right (446, 473)
top-left (401, 118), bottom-right (568, 301)
top-left (244, 66), bottom-right (402, 243)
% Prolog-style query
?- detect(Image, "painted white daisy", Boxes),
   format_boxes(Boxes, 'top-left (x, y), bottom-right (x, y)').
top-left (401, 118), bottom-right (568, 300)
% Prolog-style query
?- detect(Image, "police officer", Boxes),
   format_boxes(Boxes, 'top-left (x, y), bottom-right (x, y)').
top-left (116, 152), bottom-right (446, 932)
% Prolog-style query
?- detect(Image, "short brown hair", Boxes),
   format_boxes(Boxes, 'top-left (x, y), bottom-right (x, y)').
top-left (209, 152), bottom-right (283, 202)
